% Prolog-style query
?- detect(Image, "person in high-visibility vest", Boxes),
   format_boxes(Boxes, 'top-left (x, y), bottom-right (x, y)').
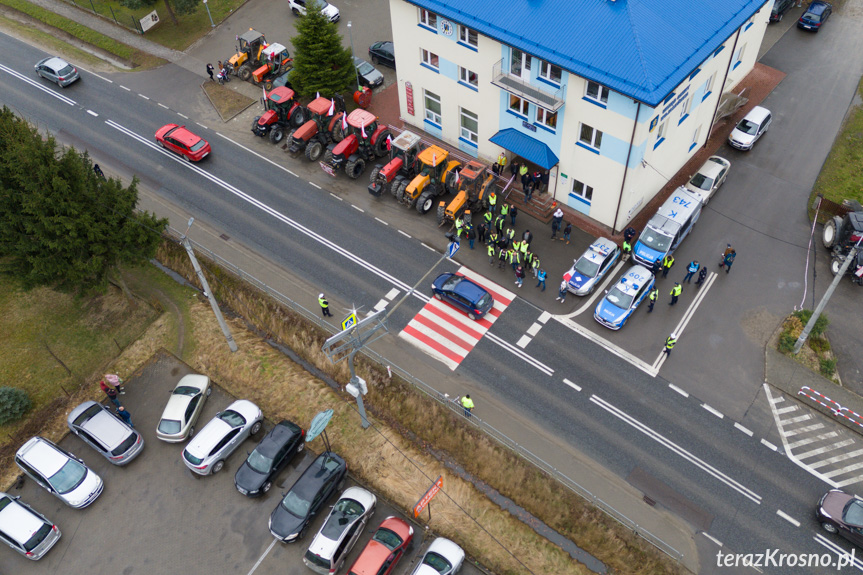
top-left (683, 260), bottom-right (699, 283)
top-left (498, 246), bottom-right (508, 269)
top-left (622, 239), bottom-right (632, 255)
top-left (488, 243), bottom-right (496, 266)
top-left (461, 394), bottom-right (474, 417)
top-left (663, 333), bottom-right (677, 356)
top-left (669, 282), bottom-right (682, 306)
top-left (497, 152), bottom-right (507, 170)
top-left (455, 217), bottom-right (464, 237)
top-left (483, 210), bottom-right (493, 228)
top-left (505, 227), bottom-right (515, 247)
top-left (662, 254), bottom-right (675, 278)
top-left (318, 293), bottom-right (332, 317)
top-left (487, 192), bottom-right (497, 214)
top-left (647, 286), bottom-right (659, 312)
top-left (500, 203), bottom-right (509, 218)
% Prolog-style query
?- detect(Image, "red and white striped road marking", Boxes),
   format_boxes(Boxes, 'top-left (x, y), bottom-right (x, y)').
top-left (399, 266), bottom-right (515, 370)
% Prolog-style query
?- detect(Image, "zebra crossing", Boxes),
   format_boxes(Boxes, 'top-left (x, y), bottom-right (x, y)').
top-left (766, 387), bottom-right (863, 488)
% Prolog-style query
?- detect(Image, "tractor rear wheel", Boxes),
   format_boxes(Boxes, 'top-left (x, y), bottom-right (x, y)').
top-left (822, 216), bottom-right (842, 249)
top-left (369, 166), bottom-right (381, 185)
top-left (331, 119), bottom-right (345, 143)
top-left (269, 125), bottom-right (285, 144)
top-left (305, 141), bottom-right (323, 162)
top-left (374, 130), bottom-right (392, 158)
top-left (238, 64), bottom-right (252, 82)
top-left (290, 107), bottom-right (307, 128)
top-left (394, 179), bottom-right (408, 203)
top-left (417, 190), bottom-right (436, 214)
top-left (346, 158), bottom-right (366, 179)
top-left (323, 149), bottom-right (334, 165)
top-left (264, 79), bottom-right (274, 91)
top-left (437, 202), bottom-right (445, 225)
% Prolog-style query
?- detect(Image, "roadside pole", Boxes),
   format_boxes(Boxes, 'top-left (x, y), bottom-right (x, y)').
top-left (386, 233), bottom-right (460, 319)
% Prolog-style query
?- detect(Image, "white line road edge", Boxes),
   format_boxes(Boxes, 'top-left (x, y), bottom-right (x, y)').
top-left (246, 538), bottom-right (277, 575)
top-left (653, 271), bottom-right (717, 371)
top-left (0, 64), bottom-right (76, 106)
top-left (563, 378), bottom-right (582, 392)
top-left (555, 315), bottom-right (656, 376)
top-left (813, 534), bottom-right (863, 571)
top-left (776, 509), bottom-right (800, 527)
top-left (701, 532), bottom-right (723, 547)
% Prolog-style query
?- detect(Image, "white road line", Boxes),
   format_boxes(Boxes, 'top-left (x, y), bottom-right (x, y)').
top-left (537, 311), bottom-right (551, 324)
top-left (760, 439), bottom-right (778, 451)
top-left (835, 475), bottom-right (863, 488)
top-left (78, 68), bottom-right (112, 83)
top-left (421, 243), bottom-right (436, 252)
top-left (810, 447), bottom-right (863, 467)
top-left (398, 230), bottom-right (411, 238)
top-left (385, 289), bottom-right (399, 300)
top-left (823, 461), bottom-right (863, 478)
top-left (563, 378), bottom-right (582, 392)
top-left (87, 110), bottom-right (98, 117)
top-left (516, 335), bottom-right (531, 349)
top-left (668, 384), bottom-right (689, 398)
top-left (485, 332), bottom-right (554, 376)
top-left (373, 299), bottom-right (388, 311)
top-left (564, 259), bottom-right (626, 318)
top-left (556, 316), bottom-right (656, 377)
top-left (796, 439), bottom-right (855, 460)
top-left (701, 532), bottom-right (723, 547)
top-left (787, 431), bottom-right (839, 449)
top-left (591, 395), bottom-right (762, 504)
top-left (177, 113), bottom-right (189, 119)
top-left (351, 205), bottom-right (364, 212)
top-left (769, 394), bottom-right (785, 404)
top-left (776, 509), bottom-right (800, 527)
top-left (526, 322), bottom-right (542, 336)
top-left (330, 193), bottom-right (342, 201)
top-left (779, 414), bottom-right (813, 425)
top-left (196, 122), bottom-right (208, 129)
top-left (120, 85), bottom-right (131, 91)
top-left (813, 534), bottom-right (863, 571)
top-left (653, 271), bottom-right (717, 371)
top-left (734, 423), bottom-right (754, 437)
top-left (702, 404), bottom-right (724, 419)
top-left (247, 538), bottom-right (277, 575)
top-left (309, 182), bottom-right (321, 189)
top-left (375, 217), bottom-right (389, 225)
top-left (138, 94), bottom-right (150, 100)
top-left (158, 103), bottom-right (169, 109)
top-left (216, 133), bottom-right (298, 177)
top-left (784, 423), bottom-right (826, 437)
top-left (775, 405), bottom-right (798, 415)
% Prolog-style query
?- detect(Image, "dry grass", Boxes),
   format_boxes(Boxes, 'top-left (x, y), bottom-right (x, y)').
top-left (202, 81), bottom-right (256, 122)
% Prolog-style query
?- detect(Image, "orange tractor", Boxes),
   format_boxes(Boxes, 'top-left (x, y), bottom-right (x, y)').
top-left (439, 161), bottom-right (494, 224)
top-left (251, 43), bottom-right (294, 90)
top-left (367, 131), bottom-right (423, 197)
top-left (400, 145), bottom-right (461, 214)
top-left (251, 87), bottom-right (307, 144)
top-left (322, 109), bottom-right (391, 179)
top-left (288, 94), bottom-right (347, 161)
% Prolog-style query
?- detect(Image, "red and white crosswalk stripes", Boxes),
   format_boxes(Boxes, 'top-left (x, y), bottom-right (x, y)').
top-left (399, 266), bottom-right (515, 370)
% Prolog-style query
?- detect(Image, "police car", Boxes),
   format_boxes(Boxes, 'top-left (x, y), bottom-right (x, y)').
top-left (564, 237), bottom-right (620, 296)
top-left (593, 265), bottom-right (655, 330)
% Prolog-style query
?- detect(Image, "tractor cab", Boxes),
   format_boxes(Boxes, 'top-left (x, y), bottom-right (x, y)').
top-left (443, 161), bottom-right (492, 222)
top-left (404, 145), bottom-right (462, 213)
top-left (253, 43), bottom-right (292, 84)
top-left (390, 130), bottom-right (422, 166)
top-left (415, 146), bottom-right (449, 184)
top-left (823, 202), bottom-right (863, 255)
top-left (228, 29), bottom-right (267, 78)
top-left (326, 109), bottom-right (391, 179)
top-left (252, 86), bottom-right (306, 142)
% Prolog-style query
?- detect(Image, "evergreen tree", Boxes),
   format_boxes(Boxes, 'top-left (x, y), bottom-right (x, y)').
top-left (0, 107), bottom-right (168, 294)
top-left (289, 0), bottom-right (355, 98)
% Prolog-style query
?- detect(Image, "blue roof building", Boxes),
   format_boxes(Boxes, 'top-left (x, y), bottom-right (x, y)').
top-left (387, 0), bottom-right (771, 231)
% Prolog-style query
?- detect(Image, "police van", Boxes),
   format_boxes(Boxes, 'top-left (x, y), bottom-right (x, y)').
top-left (632, 187), bottom-right (703, 267)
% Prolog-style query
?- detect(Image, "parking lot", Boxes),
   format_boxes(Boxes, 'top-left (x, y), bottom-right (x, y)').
top-left (2, 354), bottom-right (484, 575)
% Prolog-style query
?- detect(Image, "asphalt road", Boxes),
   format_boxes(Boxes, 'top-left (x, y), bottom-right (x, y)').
top-left (3, 1), bottom-right (863, 573)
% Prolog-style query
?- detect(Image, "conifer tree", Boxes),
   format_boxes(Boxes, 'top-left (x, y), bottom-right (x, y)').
top-left (289, 0), bottom-right (355, 98)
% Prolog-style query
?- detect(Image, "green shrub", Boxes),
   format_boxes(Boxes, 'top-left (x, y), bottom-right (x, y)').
top-left (809, 336), bottom-right (832, 354)
top-left (778, 332), bottom-right (797, 354)
top-left (820, 358), bottom-right (837, 377)
top-left (793, 310), bottom-right (829, 338)
top-left (0, 386), bottom-right (32, 426)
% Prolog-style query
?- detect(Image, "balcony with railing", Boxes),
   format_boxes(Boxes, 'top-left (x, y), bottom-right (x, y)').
top-left (491, 59), bottom-right (566, 112)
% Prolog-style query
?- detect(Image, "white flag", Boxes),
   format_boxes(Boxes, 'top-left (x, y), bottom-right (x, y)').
top-left (342, 113), bottom-right (348, 132)
top-left (433, 153), bottom-right (437, 167)
top-left (262, 85), bottom-right (267, 99)
top-left (328, 99), bottom-right (335, 116)
top-left (361, 121), bottom-right (367, 139)
top-left (316, 91), bottom-right (320, 99)
top-left (454, 169), bottom-right (459, 184)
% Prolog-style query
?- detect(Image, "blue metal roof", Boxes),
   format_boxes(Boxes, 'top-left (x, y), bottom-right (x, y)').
top-left (408, 0), bottom-right (767, 107)
top-left (489, 129), bottom-right (559, 170)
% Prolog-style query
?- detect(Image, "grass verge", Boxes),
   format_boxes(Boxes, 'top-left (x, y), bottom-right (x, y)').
top-left (777, 310), bottom-right (838, 379)
top-left (202, 80), bottom-right (256, 121)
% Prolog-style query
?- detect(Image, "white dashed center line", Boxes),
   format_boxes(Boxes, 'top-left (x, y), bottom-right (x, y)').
top-left (668, 384), bottom-right (689, 398)
top-left (734, 423), bottom-right (754, 437)
top-left (776, 509), bottom-right (800, 527)
top-left (563, 378), bottom-right (582, 392)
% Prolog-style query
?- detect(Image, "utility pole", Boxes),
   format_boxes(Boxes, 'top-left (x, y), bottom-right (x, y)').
top-left (387, 233), bottom-right (459, 319)
top-left (181, 218), bottom-right (237, 353)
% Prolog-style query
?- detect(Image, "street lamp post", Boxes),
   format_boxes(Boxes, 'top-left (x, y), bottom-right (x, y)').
top-left (202, 0), bottom-right (215, 28)
top-left (347, 21), bottom-right (360, 91)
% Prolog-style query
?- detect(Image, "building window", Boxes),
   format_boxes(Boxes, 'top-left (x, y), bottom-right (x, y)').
top-left (690, 125), bottom-right (701, 151)
top-left (733, 44), bottom-right (746, 69)
top-left (458, 25), bottom-right (478, 48)
top-left (460, 108), bottom-right (478, 144)
top-left (510, 48), bottom-right (531, 79)
top-left (713, 44), bottom-right (725, 58)
top-left (571, 179), bottom-right (593, 203)
top-left (536, 107), bottom-right (557, 130)
top-left (459, 67), bottom-right (478, 88)
top-left (585, 81), bottom-right (609, 104)
top-left (539, 61), bottom-right (562, 84)
top-left (421, 49), bottom-right (439, 70)
top-left (509, 94), bottom-right (529, 117)
top-left (702, 72), bottom-right (716, 101)
top-left (679, 95), bottom-right (691, 124)
top-left (419, 8), bottom-right (437, 29)
top-left (424, 90), bottom-right (441, 125)
top-left (654, 120), bottom-right (667, 149)
top-left (579, 123), bottom-right (602, 150)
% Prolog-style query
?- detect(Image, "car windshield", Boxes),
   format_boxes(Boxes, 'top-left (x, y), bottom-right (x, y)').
top-left (58, 64), bottom-right (74, 76)
top-left (48, 459), bottom-right (87, 494)
top-left (280, 490), bottom-right (311, 517)
top-left (246, 449), bottom-right (274, 474)
top-left (802, 10), bottom-right (821, 21)
top-left (372, 527), bottom-right (403, 551)
top-left (174, 386), bottom-right (200, 396)
top-left (189, 140), bottom-right (207, 152)
top-left (605, 286), bottom-right (635, 310)
top-left (111, 433), bottom-right (137, 456)
top-left (73, 404), bottom-right (102, 426)
top-left (322, 498), bottom-right (365, 537)
top-left (736, 119), bottom-right (759, 135)
top-left (184, 449), bottom-right (203, 465)
top-left (24, 523), bottom-right (52, 552)
top-left (639, 230), bottom-right (672, 252)
top-left (688, 173), bottom-right (713, 191)
top-left (423, 552), bottom-right (453, 572)
top-left (159, 419), bottom-right (181, 435)
top-left (574, 256), bottom-right (600, 278)
top-left (219, 409), bottom-right (246, 427)
top-left (357, 61), bottom-right (374, 75)
top-left (843, 499), bottom-right (863, 526)
top-left (442, 276), bottom-right (461, 290)
top-left (476, 293), bottom-right (493, 310)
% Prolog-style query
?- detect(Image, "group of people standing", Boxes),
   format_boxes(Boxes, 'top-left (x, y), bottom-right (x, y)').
top-left (490, 154), bottom-right (549, 204)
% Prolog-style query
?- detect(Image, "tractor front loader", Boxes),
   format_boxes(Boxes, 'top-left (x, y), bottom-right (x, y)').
top-left (368, 131), bottom-right (423, 197)
top-left (439, 161), bottom-right (494, 225)
top-left (400, 145), bottom-right (461, 214)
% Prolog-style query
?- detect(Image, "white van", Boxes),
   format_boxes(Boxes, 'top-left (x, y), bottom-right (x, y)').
top-left (632, 187), bottom-right (703, 267)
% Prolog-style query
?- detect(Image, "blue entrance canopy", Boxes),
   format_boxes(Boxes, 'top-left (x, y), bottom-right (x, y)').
top-left (490, 128), bottom-right (559, 170)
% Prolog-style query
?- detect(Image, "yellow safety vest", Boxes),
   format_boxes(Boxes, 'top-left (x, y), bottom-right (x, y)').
top-left (671, 285), bottom-right (682, 297)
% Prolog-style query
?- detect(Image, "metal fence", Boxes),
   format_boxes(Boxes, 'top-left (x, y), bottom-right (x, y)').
top-left (163, 226), bottom-right (686, 566)
top-left (811, 195), bottom-right (860, 225)
top-left (63, 0), bottom-right (144, 34)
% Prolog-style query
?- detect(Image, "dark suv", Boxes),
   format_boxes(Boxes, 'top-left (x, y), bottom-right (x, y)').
top-left (798, 1), bottom-right (832, 31)
top-left (770, 0), bottom-right (795, 22)
top-left (234, 420), bottom-right (305, 497)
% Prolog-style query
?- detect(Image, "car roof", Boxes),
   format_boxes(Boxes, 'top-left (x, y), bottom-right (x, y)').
top-left (583, 237), bottom-right (617, 261)
top-left (615, 266), bottom-right (652, 295)
top-left (226, 399), bottom-right (260, 422)
top-left (168, 126), bottom-right (203, 147)
top-left (452, 276), bottom-right (488, 301)
top-left (743, 106), bottom-right (770, 123)
top-left (307, 96), bottom-right (333, 116)
top-left (161, 391), bottom-right (193, 421)
top-left (372, 41), bottom-right (393, 50)
top-left (0, 495), bottom-right (46, 544)
top-left (176, 373), bottom-right (208, 390)
top-left (426, 537), bottom-right (464, 562)
top-left (256, 421), bottom-right (302, 457)
top-left (292, 453), bottom-right (346, 499)
top-left (43, 57), bottom-right (69, 70)
top-left (75, 403), bottom-right (132, 449)
top-left (185, 418), bottom-right (232, 456)
top-left (17, 437), bottom-right (68, 476)
top-left (697, 156), bottom-right (729, 178)
top-left (808, 1), bottom-right (829, 10)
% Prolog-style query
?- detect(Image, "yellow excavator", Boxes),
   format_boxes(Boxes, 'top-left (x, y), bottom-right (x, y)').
top-left (225, 29), bottom-right (269, 82)
top-left (439, 161), bottom-right (494, 225)
top-left (400, 145), bottom-right (461, 215)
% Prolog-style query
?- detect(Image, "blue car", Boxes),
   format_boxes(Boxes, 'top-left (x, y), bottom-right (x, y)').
top-left (798, 1), bottom-right (832, 31)
top-left (564, 237), bottom-right (620, 296)
top-left (431, 273), bottom-right (494, 320)
top-left (593, 266), bottom-right (655, 330)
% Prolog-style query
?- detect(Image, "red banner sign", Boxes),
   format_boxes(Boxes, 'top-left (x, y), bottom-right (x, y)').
top-left (405, 81), bottom-right (415, 116)
top-left (413, 475), bottom-right (443, 518)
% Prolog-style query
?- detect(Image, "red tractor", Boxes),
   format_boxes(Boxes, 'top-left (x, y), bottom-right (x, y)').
top-left (251, 86), bottom-right (307, 144)
top-left (322, 109), bottom-right (391, 179)
top-left (367, 131), bottom-right (423, 197)
top-left (288, 94), bottom-right (347, 161)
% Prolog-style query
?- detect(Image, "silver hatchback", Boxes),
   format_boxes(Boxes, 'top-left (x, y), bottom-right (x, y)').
top-left (67, 401), bottom-right (144, 465)
top-left (34, 56), bottom-right (80, 87)
top-left (15, 437), bottom-right (104, 509)
top-left (0, 493), bottom-right (61, 560)
top-left (182, 399), bottom-right (263, 475)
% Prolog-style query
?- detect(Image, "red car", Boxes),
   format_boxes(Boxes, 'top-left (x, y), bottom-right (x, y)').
top-left (155, 124), bottom-right (211, 161)
top-left (347, 516), bottom-right (413, 575)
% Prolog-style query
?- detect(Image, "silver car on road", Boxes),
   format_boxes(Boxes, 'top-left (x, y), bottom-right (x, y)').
top-left (34, 57), bottom-right (80, 87)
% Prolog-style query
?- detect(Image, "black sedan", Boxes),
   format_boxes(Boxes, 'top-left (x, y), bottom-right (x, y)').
top-left (817, 489), bottom-right (863, 547)
top-left (235, 420), bottom-right (305, 497)
top-left (368, 41), bottom-right (395, 69)
top-left (354, 57), bottom-right (384, 89)
top-left (269, 452), bottom-right (347, 542)
top-left (431, 273), bottom-right (494, 320)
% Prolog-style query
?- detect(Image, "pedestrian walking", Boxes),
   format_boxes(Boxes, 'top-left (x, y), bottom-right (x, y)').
top-left (719, 244), bottom-right (733, 268)
top-left (206, 63), bottom-right (215, 81)
top-left (563, 223), bottom-right (572, 245)
top-left (536, 268), bottom-right (547, 291)
top-left (651, 258), bottom-right (662, 278)
top-left (101, 382), bottom-right (121, 408)
top-left (466, 225), bottom-right (476, 249)
top-left (683, 260), bottom-right (699, 283)
top-left (669, 282), bottom-right (682, 305)
top-left (510, 205), bottom-right (518, 226)
top-left (661, 254), bottom-right (675, 278)
top-left (477, 221), bottom-right (487, 245)
top-left (102, 374), bottom-right (125, 394)
top-left (515, 265), bottom-right (525, 288)
top-left (695, 266), bottom-right (708, 286)
top-left (647, 286), bottom-right (659, 312)
top-left (556, 280), bottom-right (568, 303)
top-left (723, 249), bottom-right (736, 274)
top-left (498, 246), bottom-right (508, 269)
top-left (460, 395), bottom-right (474, 418)
top-left (488, 243), bottom-right (497, 266)
top-left (117, 406), bottom-right (134, 427)
top-left (318, 293), bottom-right (333, 317)
top-left (663, 333), bottom-right (677, 356)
